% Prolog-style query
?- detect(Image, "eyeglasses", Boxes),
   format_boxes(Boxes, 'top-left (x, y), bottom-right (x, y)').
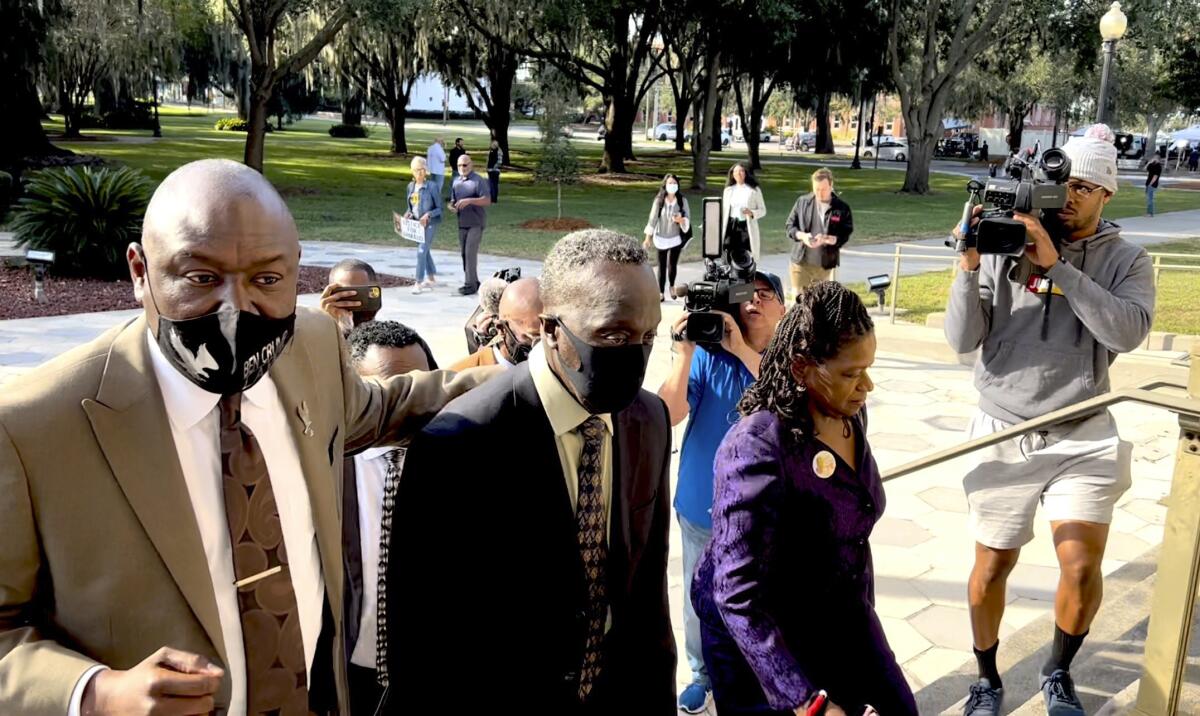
top-left (753, 288), bottom-right (778, 302)
top-left (1067, 182), bottom-right (1103, 197)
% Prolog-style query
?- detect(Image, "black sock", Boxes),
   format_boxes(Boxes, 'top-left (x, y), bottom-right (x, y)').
top-left (1045, 624), bottom-right (1088, 674)
top-left (974, 641), bottom-right (1002, 688)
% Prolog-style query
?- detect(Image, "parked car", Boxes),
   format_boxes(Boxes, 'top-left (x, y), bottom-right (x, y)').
top-left (653, 122), bottom-right (690, 142)
top-left (861, 137), bottom-right (909, 162)
top-left (790, 131), bottom-right (817, 151)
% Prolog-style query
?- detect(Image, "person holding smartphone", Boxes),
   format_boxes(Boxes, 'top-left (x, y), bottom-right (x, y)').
top-left (321, 258), bottom-right (382, 335)
top-left (642, 173), bottom-right (691, 302)
top-left (785, 168), bottom-right (854, 299)
top-left (691, 282), bottom-right (917, 716)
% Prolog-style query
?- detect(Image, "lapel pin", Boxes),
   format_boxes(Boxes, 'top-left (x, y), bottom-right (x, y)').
top-left (297, 401), bottom-right (314, 437)
top-left (813, 450), bottom-right (836, 480)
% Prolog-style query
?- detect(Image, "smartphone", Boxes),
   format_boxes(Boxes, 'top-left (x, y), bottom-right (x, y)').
top-left (344, 285), bottom-right (382, 313)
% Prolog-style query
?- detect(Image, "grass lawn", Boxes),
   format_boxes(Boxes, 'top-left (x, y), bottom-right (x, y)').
top-left (33, 106), bottom-right (1200, 261)
top-left (848, 238), bottom-right (1200, 335)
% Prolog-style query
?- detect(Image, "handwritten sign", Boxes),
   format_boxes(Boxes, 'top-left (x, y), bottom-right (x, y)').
top-left (393, 212), bottom-right (425, 243)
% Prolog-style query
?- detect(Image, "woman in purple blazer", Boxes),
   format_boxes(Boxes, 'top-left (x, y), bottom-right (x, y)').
top-left (692, 282), bottom-right (917, 716)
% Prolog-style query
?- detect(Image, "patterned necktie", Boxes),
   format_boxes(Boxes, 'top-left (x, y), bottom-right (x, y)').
top-left (219, 393), bottom-right (313, 716)
top-left (575, 416), bottom-right (608, 701)
top-left (375, 448), bottom-right (405, 687)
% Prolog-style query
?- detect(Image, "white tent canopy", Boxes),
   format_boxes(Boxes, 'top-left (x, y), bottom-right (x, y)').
top-left (1171, 125), bottom-right (1200, 143)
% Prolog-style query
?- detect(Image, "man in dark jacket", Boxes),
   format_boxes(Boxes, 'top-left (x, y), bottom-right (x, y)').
top-left (784, 167), bottom-right (854, 298)
top-left (385, 229), bottom-right (676, 715)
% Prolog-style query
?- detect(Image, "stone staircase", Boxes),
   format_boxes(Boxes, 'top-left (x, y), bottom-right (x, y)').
top-left (915, 546), bottom-right (1200, 715)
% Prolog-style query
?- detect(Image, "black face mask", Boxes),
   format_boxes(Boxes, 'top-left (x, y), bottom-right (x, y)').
top-left (141, 249), bottom-right (295, 395)
top-left (552, 318), bottom-right (652, 415)
top-left (499, 320), bottom-right (535, 364)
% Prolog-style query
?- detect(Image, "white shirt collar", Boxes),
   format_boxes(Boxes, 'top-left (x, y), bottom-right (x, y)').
top-left (146, 330), bottom-right (277, 430)
top-left (360, 445), bottom-right (398, 461)
top-left (493, 345), bottom-right (515, 369)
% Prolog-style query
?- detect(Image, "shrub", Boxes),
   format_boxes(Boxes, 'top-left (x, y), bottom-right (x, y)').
top-left (328, 123), bottom-right (369, 138)
top-left (11, 166), bottom-right (154, 279)
top-left (214, 117), bottom-right (273, 132)
top-left (101, 102), bottom-right (156, 130)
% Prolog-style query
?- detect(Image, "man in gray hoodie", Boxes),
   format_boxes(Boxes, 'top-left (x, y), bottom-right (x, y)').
top-left (944, 125), bottom-right (1155, 716)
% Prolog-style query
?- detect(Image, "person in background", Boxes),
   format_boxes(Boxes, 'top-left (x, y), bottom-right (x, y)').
top-left (693, 282), bottom-right (917, 716)
top-left (448, 138), bottom-right (466, 176)
top-left (656, 271), bottom-right (787, 714)
top-left (980, 141), bottom-right (990, 162)
top-left (642, 173), bottom-right (691, 302)
top-left (720, 162), bottom-right (767, 262)
top-left (487, 139), bottom-right (504, 204)
top-left (342, 320), bottom-right (437, 715)
top-left (1145, 155), bottom-right (1162, 217)
top-left (426, 137), bottom-right (446, 193)
top-left (405, 156), bottom-right (442, 294)
top-left (1189, 144), bottom-right (1199, 172)
top-left (321, 258), bottom-right (380, 335)
top-left (463, 276), bottom-right (510, 353)
top-left (385, 229), bottom-right (676, 714)
top-left (785, 167), bottom-right (854, 298)
top-left (451, 277), bottom-right (541, 370)
top-left (449, 154), bottom-right (491, 296)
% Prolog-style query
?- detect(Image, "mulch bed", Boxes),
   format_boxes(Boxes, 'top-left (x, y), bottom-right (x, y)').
top-left (519, 217), bottom-right (595, 231)
top-left (579, 172), bottom-right (662, 186)
top-left (0, 265), bottom-right (411, 320)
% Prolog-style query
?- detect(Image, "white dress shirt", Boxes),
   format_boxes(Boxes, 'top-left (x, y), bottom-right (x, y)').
top-left (69, 333), bottom-right (326, 716)
top-left (426, 142), bottom-right (446, 175)
top-left (492, 345), bottom-right (515, 369)
top-left (349, 446), bottom-right (399, 669)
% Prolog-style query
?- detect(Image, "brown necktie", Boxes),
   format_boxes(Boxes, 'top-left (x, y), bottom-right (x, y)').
top-left (575, 416), bottom-right (608, 701)
top-left (219, 393), bottom-right (312, 716)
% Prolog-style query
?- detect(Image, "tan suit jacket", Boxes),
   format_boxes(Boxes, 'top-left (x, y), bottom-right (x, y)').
top-left (0, 307), bottom-right (483, 715)
top-left (448, 343), bottom-right (501, 372)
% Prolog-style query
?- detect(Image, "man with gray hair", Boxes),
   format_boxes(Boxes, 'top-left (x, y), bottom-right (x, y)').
top-left (385, 229), bottom-right (676, 714)
top-left (946, 125), bottom-right (1155, 716)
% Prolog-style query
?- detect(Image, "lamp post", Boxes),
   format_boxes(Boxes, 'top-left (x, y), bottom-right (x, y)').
top-left (1095, 1), bottom-right (1127, 125)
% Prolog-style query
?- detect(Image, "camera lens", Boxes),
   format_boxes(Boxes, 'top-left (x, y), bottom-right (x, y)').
top-left (1041, 148), bottom-right (1071, 182)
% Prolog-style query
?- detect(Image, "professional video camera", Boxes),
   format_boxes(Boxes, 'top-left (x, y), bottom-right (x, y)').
top-left (948, 146), bottom-right (1072, 256)
top-left (671, 197), bottom-right (757, 344)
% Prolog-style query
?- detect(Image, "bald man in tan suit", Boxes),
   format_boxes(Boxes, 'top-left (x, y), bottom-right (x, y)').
top-left (0, 159), bottom-right (488, 716)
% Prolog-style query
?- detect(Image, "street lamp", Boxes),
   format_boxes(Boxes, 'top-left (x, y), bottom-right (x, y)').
top-left (1095, 1), bottom-right (1127, 125)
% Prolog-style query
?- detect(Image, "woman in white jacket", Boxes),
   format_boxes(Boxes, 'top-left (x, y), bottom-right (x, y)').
top-left (721, 161), bottom-right (767, 261)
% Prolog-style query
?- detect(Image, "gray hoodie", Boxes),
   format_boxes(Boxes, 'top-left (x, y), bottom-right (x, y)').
top-left (944, 220), bottom-right (1155, 424)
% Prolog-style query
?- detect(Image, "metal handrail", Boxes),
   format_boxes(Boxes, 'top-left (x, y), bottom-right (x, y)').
top-left (882, 379), bottom-right (1198, 482)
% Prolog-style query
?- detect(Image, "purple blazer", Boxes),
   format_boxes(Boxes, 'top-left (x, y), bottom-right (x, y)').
top-left (691, 409), bottom-right (916, 715)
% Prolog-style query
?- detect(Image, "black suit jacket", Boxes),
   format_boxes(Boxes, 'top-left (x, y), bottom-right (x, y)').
top-left (383, 362), bottom-right (676, 714)
top-left (342, 457), bottom-right (367, 667)
top-left (785, 191), bottom-right (854, 268)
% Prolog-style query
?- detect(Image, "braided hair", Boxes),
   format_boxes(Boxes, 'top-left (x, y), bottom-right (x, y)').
top-left (737, 281), bottom-right (874, 441)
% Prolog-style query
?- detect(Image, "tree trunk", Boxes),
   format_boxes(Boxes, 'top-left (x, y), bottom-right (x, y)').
top-left (483, 53), bottom-right (517, 164)
top-left (244, 90), bottom-right (271, 172)
top-left (672, 89), bottom-right (691, 152)
top-left (1006, 107), bottom-right (1025, 155)
top-left (556, 181), bottom-right (563, 219)
top-left (1142, 113), bottom-right (1161, 167)
top-left (342, 90), bottom-right (363, 126)
top-left (1052, 106), bottom-right (1061, 148)
top-left (602, 94), bottom-right (636, 173)
top-left (814, 91), bottom-right (834, 154)
top-left (386, 105), bottom-right (408, 154)
top-left (710, 92), bottom-right (724, 153)
top-left (690, 49), bottom-right (721, 191)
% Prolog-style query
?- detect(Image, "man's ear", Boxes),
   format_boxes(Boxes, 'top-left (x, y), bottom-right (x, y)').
top-left (128, 242), bottom-right (147, 304)
top-left (539, 315), bottom-right (559, 348)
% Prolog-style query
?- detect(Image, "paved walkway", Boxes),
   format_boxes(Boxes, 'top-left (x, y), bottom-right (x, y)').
top-left (675, 208), bottom-right (1200, 291)
top-left (1, 238), bottom-right (1186, 712)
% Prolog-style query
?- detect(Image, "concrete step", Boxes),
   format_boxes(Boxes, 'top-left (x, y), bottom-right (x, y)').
top-left (915, 548), bottom-right (1161, 715)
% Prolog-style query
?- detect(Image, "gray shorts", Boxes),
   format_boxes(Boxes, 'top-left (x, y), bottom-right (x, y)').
top-left (963, 410), bottom-right (1132, 550)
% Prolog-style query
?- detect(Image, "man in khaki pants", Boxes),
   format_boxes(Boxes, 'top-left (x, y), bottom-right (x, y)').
top-left (784, 167), bottom-right (855, 299)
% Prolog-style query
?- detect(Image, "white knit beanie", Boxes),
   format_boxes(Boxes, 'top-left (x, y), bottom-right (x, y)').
top-left (1063, 124), bottom-right (1119, 194)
